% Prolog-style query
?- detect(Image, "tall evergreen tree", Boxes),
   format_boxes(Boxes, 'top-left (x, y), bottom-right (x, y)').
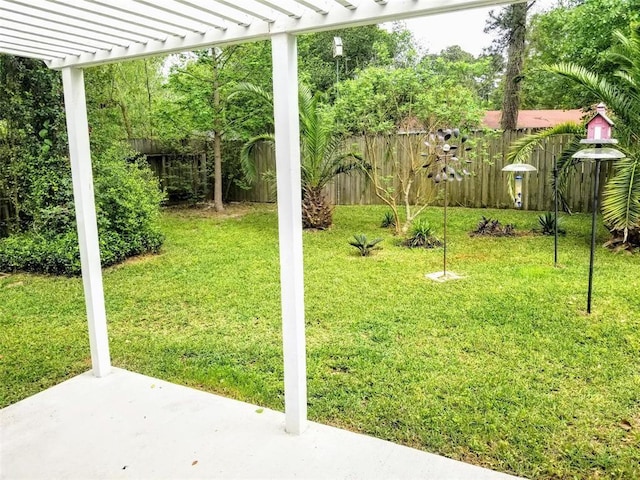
top-left (486, 2), bottom-right (534, 130)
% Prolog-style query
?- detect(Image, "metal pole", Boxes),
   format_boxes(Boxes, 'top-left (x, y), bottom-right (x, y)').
top-left (587, 159), bottom-right (601, 314)
top-left (442, 155), bottom-right (448, 277)
top-left (553, 155), bottom-right (558, 267)
top-left (443, 178), bottom-right (448, 277)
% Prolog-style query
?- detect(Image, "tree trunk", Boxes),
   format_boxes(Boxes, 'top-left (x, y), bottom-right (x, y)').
top-left (118, 100), bottom-right (133, 140)
top-left (213, 129), bottom-right (223, 211)
top-left (212, 49), bottom-right (224, 212)
top-left (500, 3), bottom-right (527, 131)
top-left (301, 186), bottom-right (333, 230)
top-left (143, 59), bottom-right (154, 138)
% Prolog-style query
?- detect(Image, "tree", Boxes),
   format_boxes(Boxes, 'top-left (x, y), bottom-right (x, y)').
top-left (522, 0), bottom-right (640, 109)
top-left (333, 65), bottom-right (484, 135)
top-left (486, 2), bottom-right (534, 129)
top-left (418, 46), bottom-right (502, 105)
top-left (85, 58), bottom-right (165, 149)
top-left (508, 25), bottom-right (640, 249)
top-left (231, 84), bottom-right (361, 229)
top-left (0, 55), bottom-right (67, 237)
top-left (161, 42), bottom-right (274, 209)
top-left (297, 25), bottom-right (415, 94)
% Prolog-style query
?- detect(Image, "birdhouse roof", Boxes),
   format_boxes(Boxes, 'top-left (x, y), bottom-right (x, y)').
top-left (588, 104), bottom-right (615, 126)
top-left (588, 112), bottom-right (615, 126)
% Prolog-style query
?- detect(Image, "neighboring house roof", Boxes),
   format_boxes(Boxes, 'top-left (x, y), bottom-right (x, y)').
top-left (482, 109), bottom-right (584, 129)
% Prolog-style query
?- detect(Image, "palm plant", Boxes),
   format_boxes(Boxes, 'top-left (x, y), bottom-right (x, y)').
top-left (508, 25), bottom-right (640, 248)
top-left (231, 83), bottom-right (361, 229)
top-left (348, 234), bottom-right (382, 256)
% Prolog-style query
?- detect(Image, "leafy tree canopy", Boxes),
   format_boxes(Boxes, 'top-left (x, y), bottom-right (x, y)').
top-left (333, 63), bottom-right (485, 135)
top-left (297, 24), bottom-right (417, 94)
top-left (522, 0), bottom-right (640, 108)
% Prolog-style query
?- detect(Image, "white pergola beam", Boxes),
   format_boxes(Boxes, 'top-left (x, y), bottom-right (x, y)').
top-left (333, 0), bottom-right (359, 9)
top-left (174, 0), bottom-right (253, 27)
top-left (61, 67), bottom-right (111, 378)
top-left (1, 30), bottom-right (98, 53)
top-left (212, 0), bottom-right (278, 23)
top-left (272, 0), bottom-right (524, 34)
top-left (1, 10), bottom-right (134, 48)
top-left (0, 2), bottom-right (152, 45)
top-left (0, 45), bottom-right (54, 61)
top-left (133, 0), bottom-right (229, 31)
top-left (42, 0), bottom-right (522, 69)
top-left (296, 0), bottom-right (331, 15)
top-left (0, 38), bottom-right (83, 56)
top-left (271, 33), bottom-right (307, 435)
top-left (0, 42), bottom-right (65, 58)
top-left (5, 0), bottom-right (168, 41)
top-left (92, 0), bottom-right (211, 34)
top-left (1, 22), bottom-right (119, 51)
top-left (47, 23), bottom-right (272, 69)
top-left (49, 0), bottom-right (187, 38)
top-left (255, 0), bottom-right (304, 19)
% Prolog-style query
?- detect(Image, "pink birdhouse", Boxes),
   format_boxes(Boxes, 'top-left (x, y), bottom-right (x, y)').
top-left (586, 103), bottom-right (614, 141)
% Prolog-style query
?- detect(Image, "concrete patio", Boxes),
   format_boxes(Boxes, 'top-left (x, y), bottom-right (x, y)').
top-left (1, 368), bottom-right (522, 480)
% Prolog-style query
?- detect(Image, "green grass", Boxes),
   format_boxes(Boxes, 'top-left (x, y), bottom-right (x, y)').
top-left (1, 204), bottom-right (639, 479)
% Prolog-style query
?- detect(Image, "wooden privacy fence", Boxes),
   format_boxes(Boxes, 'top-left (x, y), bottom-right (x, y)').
top-left (228, 130), bottom-right (610, 213)
top-left (129, 138), bottom-right (210, 204)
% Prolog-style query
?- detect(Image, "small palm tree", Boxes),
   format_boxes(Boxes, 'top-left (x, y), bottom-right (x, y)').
top-left (509, 25), bottom-right (640, 248)
top-left (231, 83), bottom-right (361, 229)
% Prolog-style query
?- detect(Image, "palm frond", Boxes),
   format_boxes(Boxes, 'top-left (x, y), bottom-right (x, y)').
top-left (553, 137), bottom-right (583, 214)
top-left (613, 71), bottom-right (638, 91)
top-left (507, 122), bottom-right (583, 164)
top-left (227, 82), bottom-right (273, 105)
top-left (239, 133), bottom-right (274, 184)
top-left (546, 63), bottom-right (638, 127)
top-left (602, 153), bottom-right (640, 237)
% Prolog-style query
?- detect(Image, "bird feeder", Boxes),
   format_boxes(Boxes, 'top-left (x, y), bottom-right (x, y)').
top-left (501, 163), bottom-right (537, 208)
top-left (332, 37), bottom-right (343, 57)
top-left (572, 103), bottom-right (625, 313)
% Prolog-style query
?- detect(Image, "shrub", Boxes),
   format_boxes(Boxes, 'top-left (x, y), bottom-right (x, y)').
top-left (348, 234), bottom-right (382, 256)
top-left (470, 216), bottom-right (515, 237)
top-left (537, 212), bottom-right (566, 236)
top-left (0, 142), bottom-right (164, 275)
top-left (0, 231), bottom-right (80, 275)
top-left (380, 211), bottom-right (396, 228)
top-left (403, 218), bottom-right (442, 248)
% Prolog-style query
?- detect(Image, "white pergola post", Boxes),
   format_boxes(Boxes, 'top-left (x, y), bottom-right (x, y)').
top-left (271, 33), bottom-right (307, 435)
top-left (61, 67), bottom-right (111, 378)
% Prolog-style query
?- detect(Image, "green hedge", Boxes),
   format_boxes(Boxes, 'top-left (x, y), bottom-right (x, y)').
top-left (0, 143), bottom-right (164, 275)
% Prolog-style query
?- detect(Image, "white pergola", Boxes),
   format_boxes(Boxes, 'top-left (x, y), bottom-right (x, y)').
top-left (0, 0), bottom-right (521, 436)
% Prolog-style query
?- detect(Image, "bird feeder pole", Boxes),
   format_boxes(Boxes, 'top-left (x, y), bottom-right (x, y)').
top-left (553, 154), bottom-right (558, 267)
top-left (572, 103), bottom-right (624, 313)
top-left (333, 37), bottom-right (343, 95)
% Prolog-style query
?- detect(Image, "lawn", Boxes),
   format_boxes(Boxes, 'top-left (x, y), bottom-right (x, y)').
top-left (1, 204), bottom-right (639, 479)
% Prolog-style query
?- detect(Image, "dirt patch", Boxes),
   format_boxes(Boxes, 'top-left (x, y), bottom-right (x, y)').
top-left (165, 202), bottom-right (274, 219)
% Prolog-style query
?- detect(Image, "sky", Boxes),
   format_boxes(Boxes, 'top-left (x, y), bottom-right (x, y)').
top-left (395, 0), bottom-right (556, 57)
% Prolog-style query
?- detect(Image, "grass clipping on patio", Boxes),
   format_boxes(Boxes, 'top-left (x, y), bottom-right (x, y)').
top-left (1, 203), bottom-right (639, 480)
